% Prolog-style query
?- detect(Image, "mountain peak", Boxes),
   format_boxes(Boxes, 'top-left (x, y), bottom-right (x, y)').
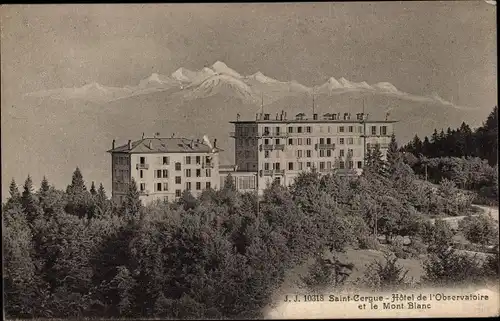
top-left (249, 71), bottom-right (279, 83)
top-left (211, 61), bottom-right (242, 78)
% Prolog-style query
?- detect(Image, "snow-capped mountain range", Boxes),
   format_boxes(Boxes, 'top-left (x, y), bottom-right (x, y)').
top-left (26, 60), bottom-right (459, 107)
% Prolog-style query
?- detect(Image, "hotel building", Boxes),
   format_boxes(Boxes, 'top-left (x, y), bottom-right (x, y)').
top-left (107, 136), bottom-right (221, 204)
top-left (227, 111), bottom-right (397, 195)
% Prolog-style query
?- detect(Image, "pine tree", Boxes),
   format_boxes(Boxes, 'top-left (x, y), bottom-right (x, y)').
top-left (223, 173), bottom-right (237, 191)
top-left (90, 181), bottom-right (97, 196)
top-left (94, 183), bottom-right (110, 218)
top-left (8, 179), bottom-right (21, 203)
top-left (411, 135), bottom-right (423, 156)
top-left (124, 178), bottom-right (142, 217)
top-left (67, 167), bottom-right (87, 195)
top-left (5, 179), bottom-right (22, 211)
top-left (422, 136), bottom-right (431, 155)
top-left (39, 176), bottom-right (50, 200)
top-left (21, 175), bottom-right (40, 223)
top-left (386, 133), bottom-right (400, 170)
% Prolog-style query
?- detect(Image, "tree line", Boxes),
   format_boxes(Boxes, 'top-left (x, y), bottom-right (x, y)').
top-left (400, 106), bottom-right (498, 205)
top-left (3, 132), bottom-right (499, 319)
top-left (402, 106), bottom-right (497, 166)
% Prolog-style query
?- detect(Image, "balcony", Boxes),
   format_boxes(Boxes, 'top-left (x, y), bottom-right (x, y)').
top-left (260, 131), bottom-right (288, 138)
top-left (315, 143), bottom-right (336, 150)
top-left (136, 163), bottom-right (149, 170)
top-left (274, 144), bottom-right (285, 151)
top-left (261, 144), bottom-right (274, 151)
top-left (319, 168), bottom-right (333, 173)
top-left (262, 169), bottom-right (285, 176)
top-left (203, 163), bottom-right (214, 168)
top-left (139, 190), bottom-right (150, 195)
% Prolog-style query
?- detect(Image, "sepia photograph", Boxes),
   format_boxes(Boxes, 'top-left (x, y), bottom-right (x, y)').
top-left (1, 1), bottom-right (498, 319)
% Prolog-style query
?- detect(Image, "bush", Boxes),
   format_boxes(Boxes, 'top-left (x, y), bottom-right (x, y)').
top-left (358, 252), bottom-right (411, 291)
top-left (358, 235), bottom-right (380, 250)
top-left (422, 246), bottom-right (489, 287)
top-left (459, 214), bottom-right (499, 245)
top-left (389, 238), bottom-right (409, 259)
top-left (406, 237), bottom-right (427, 258)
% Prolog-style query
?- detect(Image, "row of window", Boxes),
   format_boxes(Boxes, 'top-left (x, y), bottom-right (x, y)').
top-left (240, 136), bottom-right (364, 147)
top-left (137, 156), bottom-right (213, 167)
top-left (236, 125), bottom-right (388, 136)
top-left (220, 176), bottom-right (256, 190)
top-left (140, 168), bottom-right (212, 179)
top-left (264, 160), bottom-right (363, 171)
top-left (139, 181), bottom-right (212, 192)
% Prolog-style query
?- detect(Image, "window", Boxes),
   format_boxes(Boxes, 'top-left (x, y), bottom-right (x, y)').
top-left (185, 156), bottom-right (191, 164)
top-left (162, 169), bottom-right (168, 178)
top-left (186, 182), bottom-right (192, 190)
top-left (326, 150), bottom-right (332, 157)
top-left (348, 126), bottom-right (353, 133)
top-left (349, 161), bottom-right (354, 169)
top-left (156, 182), bottom-right (162, 192)
top-left (265, 151), bottom-right (270, 158)
top-left (297, 138), bottom-right (303, 145)
top-left (340, 149), bottom-right (345, 157)
top-left (327, 161), bottom-right (332, 169)
top-left (274, 177), bottom-right (281, 185)
top-left (265, 139), bottom-right (270, 145)
top-left (163, 183), bottom-right (168, 191)
top-left (274, 162), bottom-right (281, 170)
top-left (358, 126), bottom-right (363, 134)
top-left (206, 182), bottom-right (211, 189)
top-left (320, 150), bottom-right (325, 157)
top-left (348, 138), bottom-right (354, 145)
top-left (306, 162), bottom-right (312, 168)
top-left (288, 162), bottom-right (294, 170)
top-left (320, 162), bottom-right (325, 170)
top-left (275, 139), bottom-right (280, 145)
top-left (196, 169), bottom-right (201, 177)
top-left (288, 138), bottom-right (293, 145)
top-left (196, 182), bottom-right (201, 190)
top-left (297, 150), bottom-right (303, 158)
top-left (320, 138), bottom-right (325, 144)
top-left (140, 157), bottom-right (146, 164)
top-left (339, 126), bottom-right (345, 133)
top-left (164, 196), bottom-right (169, 202)
top-left (163, 156), bottom-right (169, 165)
top-left (175, 189), bottom-right (181, 197)
top-left (205, 156), bottom-right (211, 164)
top-left (348, 149), bottom-right (354, 157)
top-left (156, 169), bottom-right (162, 178)
top-left (326, 138), bottom-right (331, 144)
top-left (357, 161), bottom-right (363, 169)
top-left (371, 126), bottom-right (377, 135)
top-left (264, 163), bottom-right (270, 170)
top-left (275, 127), bottom-right (280, 135)
top-left (298, 162), bottom-right (303, 170)
top-left (175, 162), bottom-right (181, 171)
top-left (340, 138), bottom-right (345, 144)
top-left (340, 161), bottom-right (345, 169)
top-left (306, 138), bottom-right (311, 145)
top-left (140, 183), bottom-right (146, 191)
top-left (206, 169), bottom-right (211, 177)
top-left (381, 126), bottom-right (387, 136)
top-left (264, 126), bottom-right (270, 135)
top-left (196, 156), bottom-right (201, 164)
top-left (186, 169), bottom-right (191, 177)
top-left (306, 150), bottom-right (312, 158)
top-left (140, 170), bottom-right (143, 179)
top-left (175, 176), bottom-right (181, 184)
top-left (288, 126), bottom-right (293, 133)
top-left (306, 126), bottom-right (311, 133)
top-left (297, 126), bottom-right (303, 133)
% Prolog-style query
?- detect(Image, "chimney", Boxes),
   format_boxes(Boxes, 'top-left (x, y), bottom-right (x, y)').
top-left (284, 112), bottom-right (287, 120)
top-left (148, 140), bottom-right (152, 149)
top-left (214, 139), bottom-right (217, 148)
top-left (256, 113), bottom-right (259, 120)
top-left (275, 113), bottom-right (279, 120)
top-left (171, 133), bottom-right (175, 138)
top-left (127, 140), bottom-right (132, 150)
top-left (142, 132), bottom-right (145, 139)
top-left (112, 139), bottom-right (115, 150)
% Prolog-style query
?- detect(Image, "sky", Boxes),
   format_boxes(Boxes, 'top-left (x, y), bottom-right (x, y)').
top-left (1, 2), bottom-right (496, 108)
top-left (0, 2), bottom-right (497, 198)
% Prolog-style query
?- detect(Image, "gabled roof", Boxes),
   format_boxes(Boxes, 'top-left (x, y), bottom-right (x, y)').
top-left (107, 137), bottom-right (222, 154)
